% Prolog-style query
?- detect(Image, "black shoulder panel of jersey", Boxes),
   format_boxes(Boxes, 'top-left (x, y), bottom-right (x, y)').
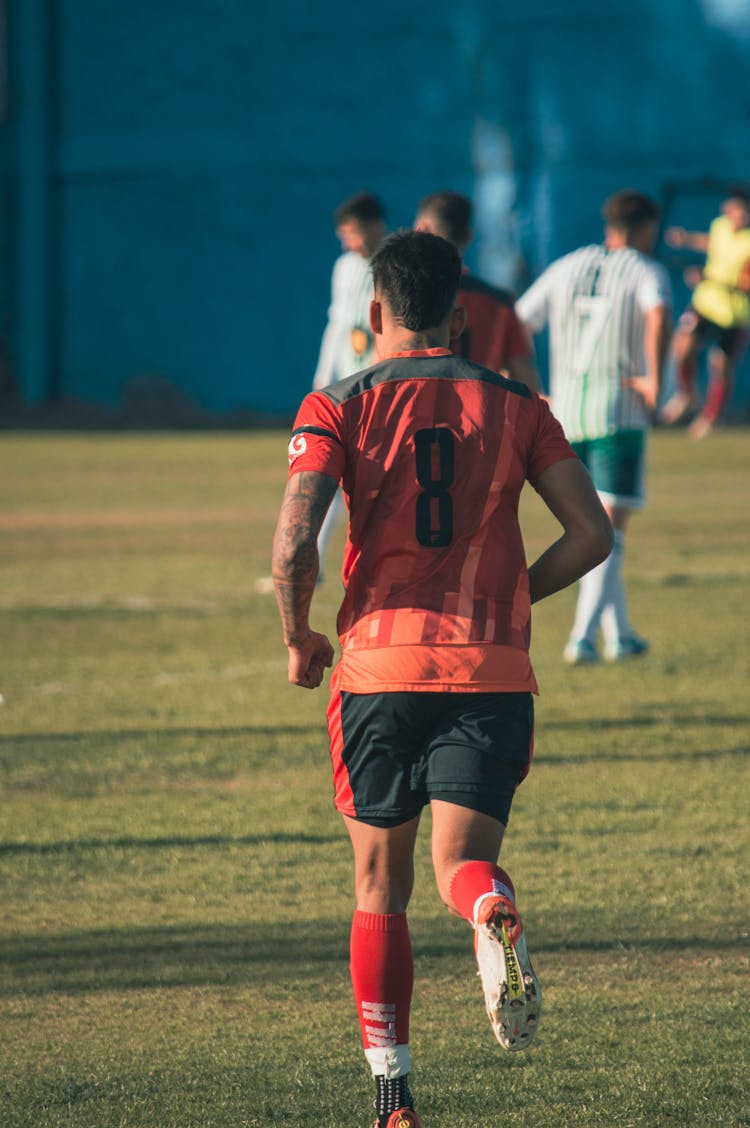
top-left (317, 362), bottom-right (390, 406)
top-left (319, 355), bottom-right (532, 405)
top-left (465, 362), bottom-right (532, 399)
top-left (458, 273), bottom-right (515, 306)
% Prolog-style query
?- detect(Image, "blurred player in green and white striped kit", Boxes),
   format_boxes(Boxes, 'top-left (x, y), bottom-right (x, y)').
top-left (255, 192), bottom-right (385, 594)
top-left (517, 190), bottom-right (672, 664)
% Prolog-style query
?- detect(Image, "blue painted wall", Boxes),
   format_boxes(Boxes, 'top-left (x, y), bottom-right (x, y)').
top-left (1, 0), bottom-right (749, 418)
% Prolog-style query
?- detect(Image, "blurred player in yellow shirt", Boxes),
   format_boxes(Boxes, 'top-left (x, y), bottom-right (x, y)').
top-left (661, 188), bottom-right (750, 438)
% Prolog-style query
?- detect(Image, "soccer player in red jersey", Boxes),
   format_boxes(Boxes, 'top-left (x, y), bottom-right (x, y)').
top-left (414, 191), bottom-right (541, 391)
top-left (271, 232), bottom-right (613, 1126)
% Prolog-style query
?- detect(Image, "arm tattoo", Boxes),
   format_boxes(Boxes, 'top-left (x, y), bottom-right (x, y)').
top-left (271, 471), bottom-right (339, 643)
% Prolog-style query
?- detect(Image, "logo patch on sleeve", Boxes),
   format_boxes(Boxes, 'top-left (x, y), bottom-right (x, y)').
top-left (288, 433), bottom-right (307, 464)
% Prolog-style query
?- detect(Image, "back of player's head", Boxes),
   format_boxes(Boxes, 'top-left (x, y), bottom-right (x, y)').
top-left (371, 231), bottom-right (462, 331)
top-left (602, 190), bottom-right (661, 233)
top-left (334, 191), bottom-right (386, 227)
top-left (416, 191), bottom-right (472, 248)
top-left (725, 185), bottom-right (750, 208)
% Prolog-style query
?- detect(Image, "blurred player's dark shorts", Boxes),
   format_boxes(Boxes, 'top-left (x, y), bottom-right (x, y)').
top-left (679, 306), bottom-right (750, 361)
top-left (327, 689), bottom-right (534, 827)
top-left (572, 429), bottom-right (645, 509)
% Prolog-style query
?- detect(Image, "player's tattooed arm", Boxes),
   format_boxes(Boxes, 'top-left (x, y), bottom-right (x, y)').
top-left (271, 470), bottom-right (338, 645)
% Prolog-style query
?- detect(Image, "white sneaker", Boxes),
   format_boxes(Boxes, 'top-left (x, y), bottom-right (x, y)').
top-left (474, 894), bottom-right (541, 1051)
top-left (659, 390), bottom-right (697, 425)
top-left (688, 415), bottom-right (714, 441)
top-left (604, 634), bottom-right (649, 662)
top-left (563, 638), bottom-right (600, 665)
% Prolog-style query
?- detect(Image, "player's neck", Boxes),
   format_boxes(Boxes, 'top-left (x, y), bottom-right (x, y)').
top-left (605, 225), bottom-right (654, 255)
top-left (377, 329), bottom-right (451, 355)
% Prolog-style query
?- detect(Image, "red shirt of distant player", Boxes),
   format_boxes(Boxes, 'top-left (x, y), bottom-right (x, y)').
top-left (287, 349), bottom-right (576, 694)
top-left (454, 271), bottom-right (532, 372)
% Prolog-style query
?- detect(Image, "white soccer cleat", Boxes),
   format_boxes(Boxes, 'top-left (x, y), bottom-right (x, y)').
top-left (687, 415), bottom-right (714, 441)
top-left (474, 894), bottom-right (541, 1051)
top-left (659, 390), bottom-right (698, 426)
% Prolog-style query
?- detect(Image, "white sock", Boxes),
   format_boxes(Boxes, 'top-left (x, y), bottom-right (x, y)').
top-left (601, 532), bottom-right (630, 645)
top-left (365, 1044), bottom-right (411, 1078)
top-left (570, 532), bottom-right (624, 644)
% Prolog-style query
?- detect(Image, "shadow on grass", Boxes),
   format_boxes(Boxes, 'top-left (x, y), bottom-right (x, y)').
top-left (535, 712), bottom-right (750, 764)
top-left (1, 922), bottom-right (746, 999)
top-left (2, 714), bottom-right (747, 749)
top-left (536, 740), bottom-right (749, 766)
top-left (0, 921), bottom-right (350, 997)
top-left (541, 712), bottom-right (750, 732)
top-left (0, 832), bottom-right (339, 856)
top-left (0, 723), bottom-right (322, 747)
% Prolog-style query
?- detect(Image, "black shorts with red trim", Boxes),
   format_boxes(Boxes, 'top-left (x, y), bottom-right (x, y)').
top-left (327, 689), bottom-right (534, 828)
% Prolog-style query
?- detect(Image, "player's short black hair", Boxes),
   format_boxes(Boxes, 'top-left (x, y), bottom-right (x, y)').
top-left (602, 190), bottom-right (661, 232)
top-left (334, 191), bottom-right (385, 226)
top-left (371, 231), bottom-right (462, 331)
top-left (726, 185), bottom-right (750, 208)
top-left (417, 191), bottom-right (472, 246)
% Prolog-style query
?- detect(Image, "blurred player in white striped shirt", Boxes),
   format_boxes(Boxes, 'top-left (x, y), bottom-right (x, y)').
top-left (517, 190), bottom-right (672, 664)
top-left (312, 192), bottom-right (386, 391)
top-left (256, 193), bottom-right (385, 594)
top-left (311, 193), bottom-right (386, 580)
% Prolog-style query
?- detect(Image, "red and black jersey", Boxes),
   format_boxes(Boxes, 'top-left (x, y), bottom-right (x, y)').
top-left (453, 272), bottom-right (532, 373)
top-left (287, 348), bottom-right (576, 694)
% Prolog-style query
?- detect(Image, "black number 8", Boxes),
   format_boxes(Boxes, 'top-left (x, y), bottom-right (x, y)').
top-left (414, 427), bottom-right (454, 547)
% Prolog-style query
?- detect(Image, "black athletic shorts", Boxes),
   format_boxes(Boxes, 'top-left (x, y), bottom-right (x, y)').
top-left (327, 689), bottom-right (534, 828)
top-left (680, 306), bottom-right (750, 361)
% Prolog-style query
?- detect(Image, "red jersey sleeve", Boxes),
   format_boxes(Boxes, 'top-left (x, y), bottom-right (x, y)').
top-left (526, 396), bottom-right (578, 486)
top-left (286, 391), bottom-right (346, 482)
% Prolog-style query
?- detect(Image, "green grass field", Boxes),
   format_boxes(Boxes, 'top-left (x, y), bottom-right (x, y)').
top-left (1, 429), bottom-right (748, 1127)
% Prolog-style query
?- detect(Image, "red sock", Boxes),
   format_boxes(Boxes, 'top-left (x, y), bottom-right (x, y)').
top-left (449, 861), bottom-right (515, 925)
top-left (350, 911), bottom-right (413, 1069)
top-left (703, 370), bottom-right (731, 424)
